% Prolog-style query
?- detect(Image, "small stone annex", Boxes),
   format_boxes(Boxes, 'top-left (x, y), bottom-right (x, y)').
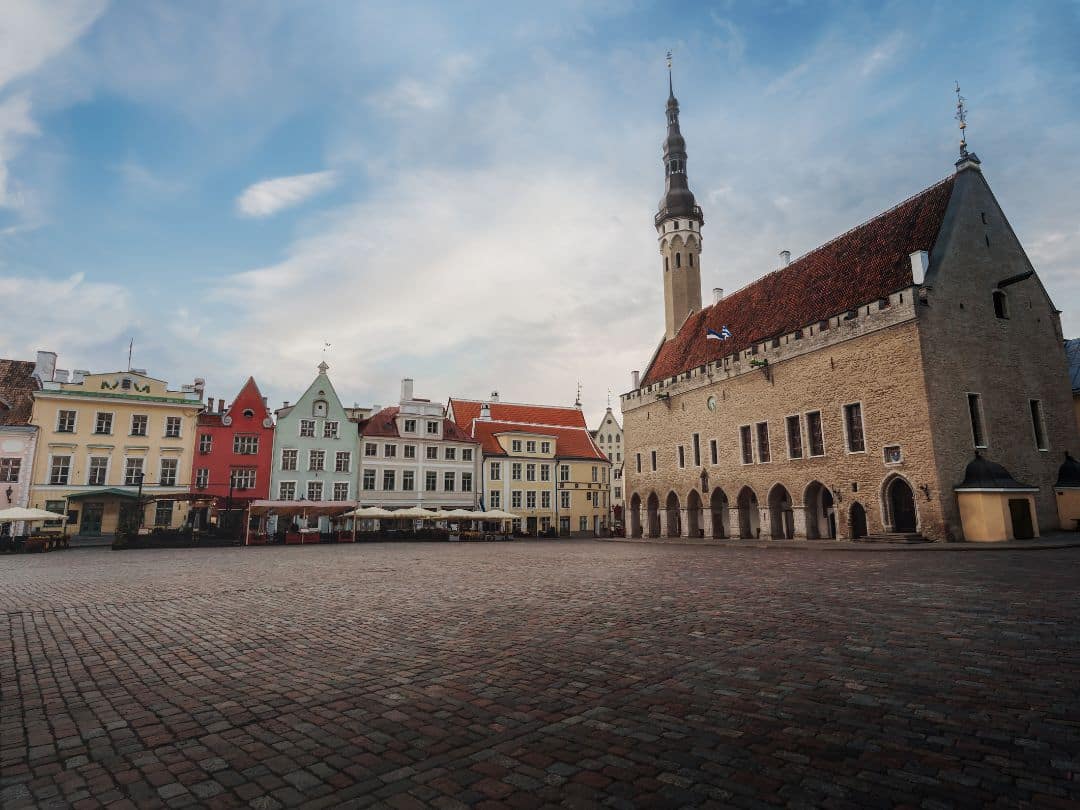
top-left (622, 73), bottom-right (1080, 542)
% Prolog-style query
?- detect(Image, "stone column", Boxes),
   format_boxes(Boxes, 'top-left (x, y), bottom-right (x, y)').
top-left (759, 507), bottom-right (772, 541)
top-left (658, 510), bottom-right (669, 539)
top-left (681, 509), bottom-right (692, 538)
top-left (702, 509), bottom-right (713, 539)
top-left (792, 506), bottom-right (808, 540)
top-left (729, 507), bottom-right (742, 539)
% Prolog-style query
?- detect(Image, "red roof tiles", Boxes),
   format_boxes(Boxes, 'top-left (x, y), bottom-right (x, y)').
top-left (469, 419), bottom-right (608, 461)
top-left (448, 399), bottom-right (588, 430)
top-left (642, 175), bottom-right (956, 385)
top-left (360, 406), bottom-right (478, 443)
top-left (0, 359), bottom-right (37, 426)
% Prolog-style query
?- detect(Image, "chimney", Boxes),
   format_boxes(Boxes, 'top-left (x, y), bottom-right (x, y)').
top-left (262, 396), bottom-right (268, 407)
top-left (194, 377), bottom-right (205, 398)
top-left (207, 397), bottom-right (215, 412)
top-left (219, 399), bottom-right (226, 413)
top-left (401, 377), bottom-right (414, 402)
top-left (54, 369), bottom-right (69, 383)
top-left (631, 370), bottom-right (640, 389)
top-left (490, 391), bottom-right (499, 403)
top-left (909, 250), bottom-right (929, 285)
top-left (779, 250), bottom-right (791, 268)
top-left (33, 351), bottom-right (57, 383)
top-left (712, 288), bottom-right (724, 305)
top-left (71, 370), bottom-right (88, 384)
top-left (479, 401), bottom-right (491, 420)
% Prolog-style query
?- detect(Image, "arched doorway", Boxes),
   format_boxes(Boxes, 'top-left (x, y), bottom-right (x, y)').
top-left (850, 502), bottom-right (868, 539)
top-left (710, 488), bottom-right (729, 539)
top-left (646, 493), bottom-right (660, 538)
top-left (629, 494), bottom-right (642, 538)
top-left (768, 484), bottom-right (794, 540)
top-left (885, 476), bottom-right (918, 532)
top-left (686, 490), bottom-right (703, 538)
top-left (804, 481), bottom-right (836, 540)
top-left (665, 492), bottom-right (681, 538)
top-left (736, 487), bottom-right (759, 539)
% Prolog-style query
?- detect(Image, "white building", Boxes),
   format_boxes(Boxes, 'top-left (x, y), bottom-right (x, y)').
top-left (591, 405), bottom-right (625, 530)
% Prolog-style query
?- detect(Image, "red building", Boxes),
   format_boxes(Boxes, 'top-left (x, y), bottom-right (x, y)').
top-left (191, 378), bottom-right (274, 524)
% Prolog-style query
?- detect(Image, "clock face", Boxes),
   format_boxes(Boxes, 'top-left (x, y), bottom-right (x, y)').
top-left (706, 395), bottom-right (717, 411)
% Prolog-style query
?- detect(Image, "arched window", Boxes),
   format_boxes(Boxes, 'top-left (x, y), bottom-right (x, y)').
top-left (689, 252), bottom-right (694, 267)
top-left (664, 256), bottom-right (669, 272)
top-left (993, 289), bottom-right (1008, 319)
top-left (675, 252), bottom-right (681, 268)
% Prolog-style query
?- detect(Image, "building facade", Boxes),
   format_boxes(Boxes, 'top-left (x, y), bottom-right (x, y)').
top-left (191, 377), bottom-right (275, 525)
top-left (448, 397), bottom-right (612, 537)
top-left (622, 78), bottom-right (1079, 543)
top-left (28, 368), bottom-right (204, 537)
top-left (0, 352), bottom-right (57, 535)
top-left (591, 406), bottom-right (625, 530)
top-left (357, 379), bottom-right (480, 510)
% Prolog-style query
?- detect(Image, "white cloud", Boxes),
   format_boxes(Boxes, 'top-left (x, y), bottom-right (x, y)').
top-left (0, 0), bottom-right (106, 88)
top-left (235, 170), bottom-right (338, 218)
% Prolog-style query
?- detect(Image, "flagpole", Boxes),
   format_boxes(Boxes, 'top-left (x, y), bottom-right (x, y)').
top-left (127, 339), bottom-right (133, 371)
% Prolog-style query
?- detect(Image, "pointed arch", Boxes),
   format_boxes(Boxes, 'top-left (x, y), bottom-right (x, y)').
top-left (849, 501), bottom-right (868, 539)
top-left (665, 491), bottom-right (681, 538)
top-left (686, 489), bottom-right (703, 538)
top-left (803, 481), bottom-right (836, 540)
top-left (881, 473), bottom-right (918, 533)
top-left (629, 493), bottom-right (643, 538)
top-left (646, 492), bottom-right (660, 538)
top-left (767, 483), bottom-right (794, 540)
top-left (736, 486), bottom-right (759, 539)
top-left (710, 487), bottom-right (729, 538)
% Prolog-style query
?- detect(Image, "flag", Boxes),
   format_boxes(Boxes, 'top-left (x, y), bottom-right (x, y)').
top-left (706, 326), bottom-right (732, 341)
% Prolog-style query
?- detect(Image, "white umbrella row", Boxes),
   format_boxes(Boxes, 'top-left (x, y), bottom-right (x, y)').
top-left (0, 506), bottom-right (66, 522)
top-left (341, 506), bottom-right (519, 522)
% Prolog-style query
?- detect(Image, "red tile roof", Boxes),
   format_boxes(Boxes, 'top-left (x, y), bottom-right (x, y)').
top-left (0, 359), bottom-right (38, 426)
top-left (360, 406), bottom-right (478, 443)
top-left (448, 398), bottom-right (588, 430)
top-left (469, 419), bottom-right (608, 461)
top-left (642, 175), bottom-right (956, 385)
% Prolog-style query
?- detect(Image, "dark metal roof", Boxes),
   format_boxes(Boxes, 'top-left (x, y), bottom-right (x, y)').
top-left (1056, 452), bottom-right (1080, 489)
top-left (955, 452), bottom-right (1034, 491)
top-left (656, 81), bottom-right (700, 225)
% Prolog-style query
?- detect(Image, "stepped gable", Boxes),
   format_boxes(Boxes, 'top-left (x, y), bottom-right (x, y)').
top-left (448, 398), bottom-right (587, 430)
top-left (469, 419), bottom-right (607, 461)
top-left (642, 175), bottom-right (956, 385)
top-left (0, 359), bottom-right (37, 425)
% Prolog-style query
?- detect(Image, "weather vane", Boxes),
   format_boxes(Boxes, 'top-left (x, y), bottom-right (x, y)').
top-left (322, 342), bottom-right (331, 357)
top-left (954, 81), bottom-right (968, 158)
top-left (666, 50), bottom-right (672, 70)
top-left (575, 381), bottom-right (582, 408)
top-left (607, 388), bottom-right (612, 409)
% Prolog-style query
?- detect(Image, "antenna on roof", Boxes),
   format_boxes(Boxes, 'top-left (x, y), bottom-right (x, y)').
top-left (954, 81), bottom-right (969, 158)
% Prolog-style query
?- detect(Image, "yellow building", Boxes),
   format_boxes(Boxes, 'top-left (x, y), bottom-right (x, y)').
top-left (29, 369), bottom-right (204, 540)
top-left (447, 397), bottom-right (611, 537)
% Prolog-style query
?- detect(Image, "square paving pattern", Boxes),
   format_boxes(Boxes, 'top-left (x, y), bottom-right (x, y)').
top-left (2, 541), bottom-right (1079, 808)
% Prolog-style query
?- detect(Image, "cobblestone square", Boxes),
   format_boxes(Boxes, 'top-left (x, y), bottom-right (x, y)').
top-left (2, 541), bottom-right (1079, 808)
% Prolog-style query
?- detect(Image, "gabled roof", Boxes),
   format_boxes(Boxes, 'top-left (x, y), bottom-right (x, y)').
top-left (359, 406), bottom-right (478, 443)
top-left (469, 419), bottom-right (608, 461)
top-left (448, 398), bottom-right (587, 430)
top-left (0, 359), bottom-right (38, 426)
top-left (199, 377), bottom-right (274, 428)
top-left (1066, 338), bottom-right (1080, 393)
top-left (642, 175), bottom-right (956, 385)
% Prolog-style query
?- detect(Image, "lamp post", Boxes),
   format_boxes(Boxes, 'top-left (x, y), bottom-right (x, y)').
top-left (136, 471), bottom-right (145, 528)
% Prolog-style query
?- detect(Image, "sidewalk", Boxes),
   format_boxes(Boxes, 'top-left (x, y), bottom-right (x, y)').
top-left (600, 533), bottom-right (1080, 552)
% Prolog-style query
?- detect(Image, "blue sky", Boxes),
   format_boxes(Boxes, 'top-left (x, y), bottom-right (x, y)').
top-left (0, 1), bottom-right (1078, 425)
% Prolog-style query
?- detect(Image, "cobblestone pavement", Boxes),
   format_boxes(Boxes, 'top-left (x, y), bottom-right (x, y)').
top-left (2, 541), bottom-right (1079, 809)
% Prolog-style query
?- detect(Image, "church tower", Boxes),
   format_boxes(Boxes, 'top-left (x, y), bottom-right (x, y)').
top-left (657, 58), bottom-right (704, 341)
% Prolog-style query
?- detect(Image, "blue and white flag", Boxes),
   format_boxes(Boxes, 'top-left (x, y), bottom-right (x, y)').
top-left (706, 326), bottom-right (732, 341)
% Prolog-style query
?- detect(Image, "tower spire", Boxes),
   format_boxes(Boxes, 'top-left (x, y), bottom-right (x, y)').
top-left (667, 50), bottom-right (673, 99)
top-left (954, 81), bottom-right (981, 169)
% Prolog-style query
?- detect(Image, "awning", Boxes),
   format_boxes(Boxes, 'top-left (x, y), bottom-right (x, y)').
top-left (65, 488), bottom-right (141, 501)
top-left (247, 500), bottom-right (357, 517)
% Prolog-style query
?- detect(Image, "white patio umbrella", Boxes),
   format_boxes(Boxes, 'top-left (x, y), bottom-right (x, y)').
top-left (445, 509), bottom-right (480, 520)
top-left (343, 506), bottom-right (396, 518)
top-left (391, 506), bottom-right (440, 520)
top-left (0, 506), bottom-right (66, 522)
top-left (480, 509), bottom-right (519, 521)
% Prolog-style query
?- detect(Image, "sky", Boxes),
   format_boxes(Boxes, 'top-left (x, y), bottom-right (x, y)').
top-left (0, 1), bottom-right (1078, 427)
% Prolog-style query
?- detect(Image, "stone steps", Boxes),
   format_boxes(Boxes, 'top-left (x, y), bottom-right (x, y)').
top-left (855, 532), bottom-right (931, 544)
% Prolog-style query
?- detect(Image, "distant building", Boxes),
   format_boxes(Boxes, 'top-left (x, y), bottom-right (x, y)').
top-left (591, 406), bottom-right (624, 529)
top-left (357, 379), bottom-right (480, 511)
top-left (448, 395), bottom-right (611, 537)
top-left (29, 366), bottom-right (204, 539)
top-left (1067, 338), bottom-right (1080, 434)
top-left (190, 377), bottom-right (275, 527)
top-left (0, 351), bottom-right (57, 535)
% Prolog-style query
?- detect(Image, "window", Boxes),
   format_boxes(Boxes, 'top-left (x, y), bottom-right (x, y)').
top-left (95, 412), bottom-right (114, 435)
top-left (526, 440), bottom-right (536, 453)
top-left (426, 421), bottom-right (439, 435)
top-left (490, 462), bottom-right (501, 481)
top-left (993, 290), bottom-right (1008, 319)
top-left (308, 450), bottom-right (325, 471)
top-left (462, 472), bottom-right (473, 492)
top-left (165, 417), bottom-right (182, 438)
top-left (56, 410), bottom-right (76, 433)
top-left (123, 457), bottom-right (144, 486)
top-left (540, 464), bottom-right (551, 482)
top-left (786, 415), bottom-right (803, 459)
top-left (131, 414), bottom-right (148, 436)
top-left (591, 466), bottom-right (598, 482)
top-left (526, 491), bottom-right (536, 509)
top-left (154, 501), bottom-right (174, 527)
top-left (445, 447), bottom-right (456, 461)
top-left (541, 517), bottom-right (551, 532)
top-left (490, 490), bottom-right (501, 508)
top-left (425, 471), bottom-right (437, 491)
top-left (877, 297), bottom-right (890, 311)
top-left (307, 481), bottom-right (323, 501)
top-left (614, 486), bottom-right (621, 499)
top-left (526, 463), bottom-right (536, 482)
top-left (233, 435), bottom-right (259, 455)
top-left (300, 419), bottom-right (316, 438)
top-left (404, 419), bottom-right (417, 433)
top-left (541, 490), bottom-right (550, 509)
top-left (313, 400), bottom-right (328, 418)
top-left (884, 445), bottom-right (902, 464)
top-left (807, 411), bottom-right (825, 456)
top-left (384, 444), bottom-right (397, 458)
top-left (403, 470), bottom-right (415, 491)
top-left (44, 500), bottom-right (66, 527)
top-left (692, 434), bottom-right (701, 466)
top-left (511, 490), bottom-right (522, 509)
top-left (740, 426), bottom-right (753, 464)
top-left (756, 422), bottom-right (771, 463)
top-left (560, 491), bottom-right (571, 509)
top-left (403, 444), bottom-right (416, 459)
top-left (511, 440), bottom-right (522, 453)
top-left (194, 467), bottom-right (209, 488)
top-left (159, 458), bottom-right (178, 487)
top-left (426, 446), bottom-right (438, 460)
top-left (650, 451), bottom-right (657, 472)
top-left (709, 439), bottom-right (718, 465)
top-left (323, 420), bottom-right (339, 439)
top-left (967, 393), bottom-right (986, 448)
top-left (382, 470), bottom-right (396, 491)
top-left (444, 472), bottom-right (455, 491)
top-left (636, 453), bottom-right (642, 473)
top-left (541, 442), bottom-right (551, 454)
top-left (462, 448), bottom-right (473, 462)
top-left (677, 446), bottom-right (685, 468)
top-left (335, 451), bottom-right (351, 473)
top-left (199, 433), bottom-right (212, 454)
top-left (362, 470), bottom-right (376, 491)
top-left (560, 464), bottom-right (570, 482)
top-left (843, 403), bottom-right (866, 453)
top-left (279, 481), bottom-right (296, 500)
top-left (332, 482), bottom-right (350, 501)
top-left (281, 448), bottom-right (298, 470)
top-left (0, 458), bottom-right (21, 483)
top-left (364, 443), bottom-right (377, 457)
top-left (512, 463), bottom-right (522, 481)
top-left (1030, 399), bottom-right (1048, 450)
top-left (230, 467), bottom-right (256, 490)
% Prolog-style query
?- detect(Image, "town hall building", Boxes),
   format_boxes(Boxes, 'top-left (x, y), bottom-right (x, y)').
top-left (622, 74), bottom-right (1080, 542)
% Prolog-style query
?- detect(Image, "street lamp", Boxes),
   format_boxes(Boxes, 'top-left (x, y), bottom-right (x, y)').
top-left (136, 471), bottom-right (145, 528)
